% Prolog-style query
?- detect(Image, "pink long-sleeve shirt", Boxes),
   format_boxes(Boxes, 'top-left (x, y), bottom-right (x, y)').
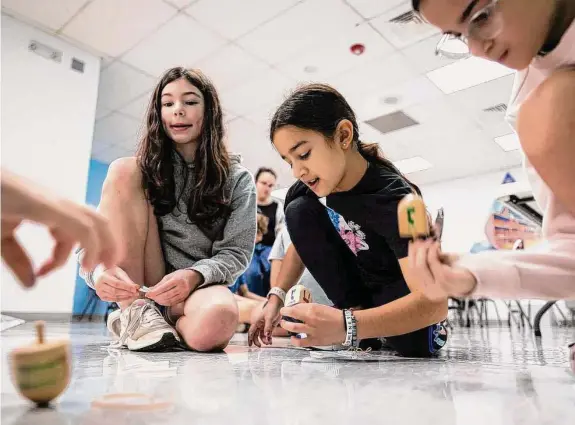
top-left (457, 19), bottom-right (575, 300)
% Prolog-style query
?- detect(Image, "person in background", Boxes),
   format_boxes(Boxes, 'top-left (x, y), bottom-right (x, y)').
top-left (255, 167), bottom-right (285, 248)
top-left (1, 169), bottom-right (118, 288)
top-left (238, 167), bottom-right (284, 296)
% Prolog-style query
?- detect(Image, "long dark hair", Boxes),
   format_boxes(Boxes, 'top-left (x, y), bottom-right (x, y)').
top-left (137, 67), bottom-right (231, 227)
top-left (269, 83), bottom-right (421, 195)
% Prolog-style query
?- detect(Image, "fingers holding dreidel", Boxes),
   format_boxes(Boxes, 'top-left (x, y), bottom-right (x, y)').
top-left (398, 194), bottom-right (430, 240)
top-left (281, 285), bottom-right (312, 339)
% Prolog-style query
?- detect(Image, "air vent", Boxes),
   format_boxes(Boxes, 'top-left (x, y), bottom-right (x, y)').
top-left (365, 111), bottom-right (419, 135)
top-left (71, 58), bottom-right (85, 73)
top-left (483, 103), bottom-right (507, 113)
top-left (389, 10), bottom-right (425, 24)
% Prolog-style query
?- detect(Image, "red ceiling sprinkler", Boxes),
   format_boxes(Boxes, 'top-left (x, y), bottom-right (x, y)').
top-left (350, 43), bottom-right (365, 56)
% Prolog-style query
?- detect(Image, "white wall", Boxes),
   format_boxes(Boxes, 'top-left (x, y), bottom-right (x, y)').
top-left (1, 15), bottom-right (100, 314)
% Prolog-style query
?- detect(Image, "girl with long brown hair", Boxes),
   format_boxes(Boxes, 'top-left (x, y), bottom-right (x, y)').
top-left (80, 67), bottom-right (257, 352)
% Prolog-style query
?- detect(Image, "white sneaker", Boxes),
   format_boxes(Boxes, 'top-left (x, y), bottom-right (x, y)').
top-left (107, 309), bottom-right (122, 341)
top-left (110, 299), bottom-right (181, 352)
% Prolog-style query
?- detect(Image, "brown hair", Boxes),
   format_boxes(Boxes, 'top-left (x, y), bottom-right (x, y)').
top-left (256, 213), bottom-right (269, 236)
top-left (137, 67), bottom-right (230, 228)
top-left (269, 83), bottom-right (421, 195)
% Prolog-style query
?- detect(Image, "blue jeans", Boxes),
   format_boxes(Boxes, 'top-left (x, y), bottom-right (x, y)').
top-left (233, 244), bottom-right (272, 297)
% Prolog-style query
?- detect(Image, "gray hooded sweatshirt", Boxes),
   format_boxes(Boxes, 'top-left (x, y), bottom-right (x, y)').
top-left (160, 152), bottom-right (257, 287)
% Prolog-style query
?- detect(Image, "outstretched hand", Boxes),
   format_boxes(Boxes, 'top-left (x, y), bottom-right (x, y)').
top-left (1, 170), bottom-right (119, 287)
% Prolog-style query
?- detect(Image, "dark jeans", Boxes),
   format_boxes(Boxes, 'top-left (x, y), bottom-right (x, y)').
top-left (285, 195), bottom-right (447, 357)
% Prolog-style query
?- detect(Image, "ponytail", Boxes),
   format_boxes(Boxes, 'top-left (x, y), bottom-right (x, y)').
top-left (357, 140), bottom-right (422, 196)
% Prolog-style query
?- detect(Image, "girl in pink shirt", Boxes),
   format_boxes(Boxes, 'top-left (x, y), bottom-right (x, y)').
top-left (410, 0), bottom-right (575, 301)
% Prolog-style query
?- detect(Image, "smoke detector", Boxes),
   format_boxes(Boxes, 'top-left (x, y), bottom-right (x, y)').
top-left (350, 43), bottom-right (365, 56)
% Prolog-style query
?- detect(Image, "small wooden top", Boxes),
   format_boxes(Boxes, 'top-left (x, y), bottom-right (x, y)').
top-left (10, 321), bottom-right (69, 357)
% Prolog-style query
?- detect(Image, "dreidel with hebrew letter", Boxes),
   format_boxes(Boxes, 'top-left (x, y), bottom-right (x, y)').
top-left (398, 194), bottom-right (430, 239)
top-left (282, 285), bottom-right (312, 337)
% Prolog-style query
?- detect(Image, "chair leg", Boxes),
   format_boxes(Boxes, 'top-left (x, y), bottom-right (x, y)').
top-left (534, 301), bottom-right (556, 337)
top-left (553, 303), bottom-right (568, 325)
top-left (515, 301), bottom-right (532, 329)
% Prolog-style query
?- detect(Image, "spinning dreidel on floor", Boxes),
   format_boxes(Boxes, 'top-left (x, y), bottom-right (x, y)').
top-left (9, 321), bottom-right (71, 407)
top-left (282, 284), bottom-right (312, 337)
top-left (398, 194), bottom-right (430, 240)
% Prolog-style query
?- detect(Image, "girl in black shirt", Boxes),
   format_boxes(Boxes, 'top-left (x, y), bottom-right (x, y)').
top-left (250, 83), bottom-right (447, 357)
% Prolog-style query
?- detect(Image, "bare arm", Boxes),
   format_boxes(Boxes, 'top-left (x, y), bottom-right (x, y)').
top-left (272, 244), bottom-right (305, 292)
top-left (355, 257), bottom-right (447, 339)
top-left (519, 68), bottom-right (575, 215)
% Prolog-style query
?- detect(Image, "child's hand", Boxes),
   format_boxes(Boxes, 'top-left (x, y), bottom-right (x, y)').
top-left (146, 270), bottom-right (202, 306)
top-left (94, 266), bottom-right (140, 302)
top-left (408, 239), bottom-right (477, 301)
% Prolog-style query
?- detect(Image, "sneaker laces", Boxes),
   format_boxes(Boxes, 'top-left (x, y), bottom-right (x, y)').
top-left (109, 301), bottom-right (168, 349)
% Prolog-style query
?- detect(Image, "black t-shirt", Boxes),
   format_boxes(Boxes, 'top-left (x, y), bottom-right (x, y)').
top-left (285, 163), bottom-right (417, 290)
top-left (258, 201), bottom-right (278, 247)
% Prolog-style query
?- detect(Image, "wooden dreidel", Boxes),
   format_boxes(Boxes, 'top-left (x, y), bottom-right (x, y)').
top-left (10, 321), bottom-right (71, 407)
top-left (282, 285), bottom-right (312, 337)
top-left (398, 194), bottom-right (430, 240)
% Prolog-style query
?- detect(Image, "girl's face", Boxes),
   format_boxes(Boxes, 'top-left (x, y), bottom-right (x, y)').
top-left (256, 172), bottom-right (276, 201)
top-left (420, 0), bottom-right (552, 70)
top-left (273, 125), bottom-right (348, 198)
top-left (160, 77), bottom-right (205, 145)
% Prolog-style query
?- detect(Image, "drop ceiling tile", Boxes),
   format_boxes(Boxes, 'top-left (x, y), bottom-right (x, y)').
top-left (1, 0), bottom-right (90, 31)
top-left (93, 112), bottom-right (141, 146)
top-left (119, 92), bottom-right (153, 123)
top-left (97, 61), bottom-right (156, 110)
top-left (369, 3), bottom-right (440, 49)
top-left (277, 24), bottom-right (394, 82)
top-left (329, 52), bottom-right (418, 99)
top-left (187, 0), bottom-right (300, 40)
top-left (345, 0), bottom-right (407, 19)
top-left (163, 0), bottom-right (197, 9)
top-left (237, 0), bottom-right (362, 65)
top-left (95, 105), bottom-right (112, 121)
top-left (401, 33), bottom-right (460, 74)
top-left (62, 0), bottom-right (177, 57)
top-left (219, 69), bottom-right (295, 117)
top-left (122, 14), bottom-right (228, 77)
top-left (196, 44), bottom-right (271, 92)
top-left (427, 57), bottom-right (514, 95)
top-left (447, 74), bottom-right (515, 128)
top-left (353, 76), bottom-right (445, 122)
top-left (92, 145), bottom-right (132, 164)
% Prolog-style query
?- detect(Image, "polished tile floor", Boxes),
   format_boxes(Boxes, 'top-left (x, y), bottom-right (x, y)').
top-left (1, 321), bottom-right (574, 425)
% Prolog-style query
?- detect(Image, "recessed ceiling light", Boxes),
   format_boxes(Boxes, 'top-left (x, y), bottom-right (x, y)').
top-left (494, 133), bottom-right (520, 152)
top-left (381, 96), bottom-right (399, 105)
top-left (426, 56), bottom-right (513, 94)
top-left (304, 65), bottom-right (318, 73)
top-left (393, 156), bottom-right (433, 174)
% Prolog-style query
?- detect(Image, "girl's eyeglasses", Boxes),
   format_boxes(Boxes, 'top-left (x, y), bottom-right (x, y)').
top-left (435, 0), bottom-right (504, 59)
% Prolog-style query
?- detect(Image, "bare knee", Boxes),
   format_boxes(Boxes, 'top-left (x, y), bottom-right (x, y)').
top-left (104, 157), bottom-right (142, 200)
top-left (179, 301), bottom-right (238, 352)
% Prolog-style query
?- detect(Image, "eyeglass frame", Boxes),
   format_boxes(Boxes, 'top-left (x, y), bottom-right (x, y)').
top-left (434, 0), bottom-right (504, 59)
